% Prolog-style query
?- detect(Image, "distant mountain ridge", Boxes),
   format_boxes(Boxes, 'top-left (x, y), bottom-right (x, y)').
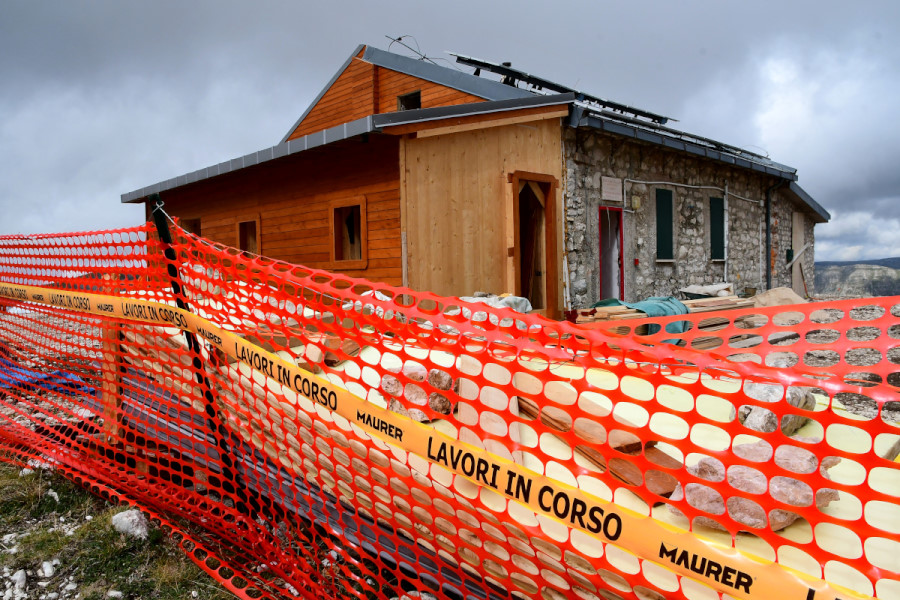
top-left (815, 257), bottom-right (900, 297)
top-left (817, 257), bottom-right (900, 269)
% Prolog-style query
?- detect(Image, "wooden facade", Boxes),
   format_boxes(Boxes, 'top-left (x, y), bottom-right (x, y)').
top-left (287, 51), bottom-right (484, 141)
top-left (401, 117), bottom-right (564, 316)
top-left (144, 44), bottom-right (572, 315)
top-left (150, 135), bottom-right (403, 286)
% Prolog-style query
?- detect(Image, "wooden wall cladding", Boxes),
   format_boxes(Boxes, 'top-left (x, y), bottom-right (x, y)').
top-left (375, 67), bottom-right (483, 114)
top-left (154, 135), bottom-right (403, 286)
top-left (288, 56), bottom-right (485, 141)
top-left (402, 118), bottom-right (563, 308)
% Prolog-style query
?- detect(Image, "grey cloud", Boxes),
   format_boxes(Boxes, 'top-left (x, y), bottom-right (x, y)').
top-left (0, 0), bottom-right (897, 261)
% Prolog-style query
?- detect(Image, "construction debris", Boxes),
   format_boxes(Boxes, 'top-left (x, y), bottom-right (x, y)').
top-left (569, 295), bottom-right (755, 325)
top-left (752, 286), bottom-right (807, 307)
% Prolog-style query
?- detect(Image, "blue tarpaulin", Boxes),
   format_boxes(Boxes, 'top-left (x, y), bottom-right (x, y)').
top-left (590, 296), bottom-right (690, 338)
top-left (0, 357), bottom-right (91, 396)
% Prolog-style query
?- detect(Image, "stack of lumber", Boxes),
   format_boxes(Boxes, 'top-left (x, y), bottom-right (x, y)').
top-left (571, 295), bottom-right (755, 325)
top-left (569, 296), bottom-right (754, 334)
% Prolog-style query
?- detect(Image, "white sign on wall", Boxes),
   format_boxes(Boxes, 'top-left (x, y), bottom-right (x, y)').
top-left (602, 177), bottom-right (623, 203)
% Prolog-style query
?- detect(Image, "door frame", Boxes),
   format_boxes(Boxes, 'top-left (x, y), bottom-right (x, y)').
top-left (507, 170), bottom-right (559, 319)
top-left (599, 206), bottom-right (624, 300)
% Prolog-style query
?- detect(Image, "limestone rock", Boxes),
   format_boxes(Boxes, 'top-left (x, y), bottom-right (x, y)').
top-left (732, 438), bottom-right (773, 462)
top-left (782, 386), bottom-right (817, 435)
top-left (428, 393), bottom-right (452, 415)
top-left (404, 383), bottom-right (427, 406)
top-left (668, 442), bottom-right (840, 531)
top-left (387, 398), bottom-right (427, 422)
top-left (111, 509), bottom-right (149, 539)
top-left (727, 465), bottom-right (767, 494)
top-left (381, 374), bottom-right (402, 397)
top-left (427, 369), bottom-right (453, 391)
top-left (774, 444), bottom-right (818, 474)
top-left (402, 362), bottom-right (427, 382)
top-left (741, 406), bottom-right (778, 433)
top-left (692, 456), bottom-right (725, 482)
top-left (738, 384), bottom-right (817, 436)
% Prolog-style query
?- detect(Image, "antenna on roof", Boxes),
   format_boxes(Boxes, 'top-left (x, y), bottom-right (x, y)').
top-left (385, 35), bottom-right (439, 65)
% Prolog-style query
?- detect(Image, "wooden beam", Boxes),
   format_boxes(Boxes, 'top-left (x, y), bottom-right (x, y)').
top-left (381, 105), bottom-right (568, 137)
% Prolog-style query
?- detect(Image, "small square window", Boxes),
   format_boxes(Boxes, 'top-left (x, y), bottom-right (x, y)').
top-left (397, 91), bottom-right (421, 111)
top-left (180, 218), bottom-right (201, 235)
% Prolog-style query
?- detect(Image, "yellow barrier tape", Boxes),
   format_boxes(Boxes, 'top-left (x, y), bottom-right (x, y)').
top-left (0, 284), bottom-right (875, 600)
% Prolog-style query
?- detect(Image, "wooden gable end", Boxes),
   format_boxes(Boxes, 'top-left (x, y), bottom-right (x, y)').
top-left (287, 50), bottom-right (486, 141)
top-left (374, 67), bottom-right (484, 114)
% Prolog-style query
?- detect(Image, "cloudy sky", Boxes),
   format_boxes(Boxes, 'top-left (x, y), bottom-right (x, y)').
top-left (1, 1), bottom-right (898, 261)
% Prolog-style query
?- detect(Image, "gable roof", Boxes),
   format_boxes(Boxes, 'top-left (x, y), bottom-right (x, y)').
top-left (122, 43), bottom-right (827, 223)
top-left (279, 44), bottom-right (366, 144)
top-left (280, 44), bottom-right (535, 144)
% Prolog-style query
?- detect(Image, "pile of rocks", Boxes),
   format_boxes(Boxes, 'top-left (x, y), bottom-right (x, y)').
top-left (669, 440), bottom-right (840, 531)
top-left (382, 363), bottom-right (456, 422)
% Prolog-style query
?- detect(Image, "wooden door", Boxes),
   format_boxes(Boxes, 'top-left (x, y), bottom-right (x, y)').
top-left (791, 211), bottom-right (805, 296)
top-left (509, 172), bottom-right (558, 318)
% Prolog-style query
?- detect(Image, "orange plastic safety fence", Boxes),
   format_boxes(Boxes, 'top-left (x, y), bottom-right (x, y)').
top-left (0, 223), bottom-right (897, 600)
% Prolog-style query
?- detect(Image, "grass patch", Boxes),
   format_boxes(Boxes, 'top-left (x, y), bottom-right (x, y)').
top-left (0, 461), bottom-right (235, 599)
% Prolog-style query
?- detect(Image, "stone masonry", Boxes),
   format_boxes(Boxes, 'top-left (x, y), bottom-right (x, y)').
top-left (562, 128), bottom-right (817, 307)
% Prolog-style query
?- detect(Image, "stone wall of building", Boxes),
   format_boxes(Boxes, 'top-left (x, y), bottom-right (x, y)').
top-left (562, 128), bottom-right (817, 307)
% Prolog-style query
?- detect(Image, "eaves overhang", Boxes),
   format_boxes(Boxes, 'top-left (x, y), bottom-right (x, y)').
top-left (121, 115), bottom-right (376, 204)
top-left (122, 94), bottom-right (575, 205)
top-left (787, 181), bottom-right (830, 223)
top-left (373, 92), bottom-right (574, 129)
top-left (578, 112), bottom-right (799, 182)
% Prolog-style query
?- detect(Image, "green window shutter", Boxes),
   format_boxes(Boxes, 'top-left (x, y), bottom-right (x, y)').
top-left (656, 189), bottom-right (674, 260)
top-left (710, 197), bottom-right (724, 260)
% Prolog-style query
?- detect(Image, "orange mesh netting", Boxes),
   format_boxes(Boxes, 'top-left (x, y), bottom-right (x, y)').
top-left (0, 222), bottom-right (897, 600)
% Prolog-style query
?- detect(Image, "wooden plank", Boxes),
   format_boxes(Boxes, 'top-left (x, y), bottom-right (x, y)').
top-left (383, 105), bottom-right (568, 137)
top-left (417, 108), bottom-right (569, 139)
top-left (404, 119), bottom-right (562, 304)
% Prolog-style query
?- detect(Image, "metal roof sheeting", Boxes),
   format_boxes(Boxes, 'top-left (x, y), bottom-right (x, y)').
top-left (120, 94), bottom-right (569, 204)
top-left (788, 181), bottom-right (831, 223)
top-left (362, 46), bottom-right (534, 103)
top-left (578, 112), bottom-right (799, 181)
top-left (121, 116), bottom-right (376, 204)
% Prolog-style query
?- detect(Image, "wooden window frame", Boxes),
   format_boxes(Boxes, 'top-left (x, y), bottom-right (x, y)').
top-left (329, 196), bottom-right (368, 271)
top-left (397, 90), bottom-right (422, 111)
top-left (235, 214), bottom-right (262, 256)
top-left (179, 217), bottom-right (202, 236)
top-left (508, 171), bottom-right (559, 319)
top-left (656, 188), bottom-right (674, 262)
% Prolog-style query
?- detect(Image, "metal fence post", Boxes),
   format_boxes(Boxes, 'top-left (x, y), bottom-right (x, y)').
top-left (150, 195), bottom-right (260, 516)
